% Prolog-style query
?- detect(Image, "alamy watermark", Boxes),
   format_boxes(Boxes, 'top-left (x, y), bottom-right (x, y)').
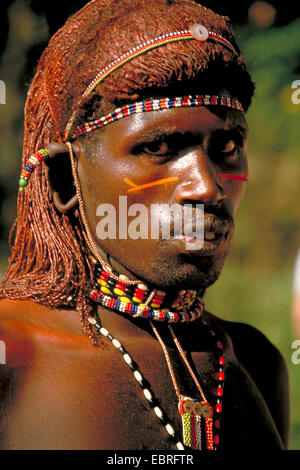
top-left (291, 340), bottom-right (300, 365)
top-left (0, 80), bottom-right (6, 104)
top-left (0, 340), bottom-right (6, 364)
top-left (96, 197), bottom-right (204, 250)
top-left (291, 80), bottom-right (300, 105)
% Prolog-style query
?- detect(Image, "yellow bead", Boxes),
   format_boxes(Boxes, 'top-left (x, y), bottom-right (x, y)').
top-left (151, 303), bottom-right (160, 309)
top-left (114, 288), bottom-right (125, 296)
top-left (101, 286), bottom-right (111, 295)
top-left (138, 284), bottom-right (147, 291)
top-left (133, 296), bottom-right (142, 303)
top-left (156, 290), bottom-right (166, 296)
top-left (120, 296), bottom-right (130, 303)
top-left (97, 279), bottom-right (107, 287)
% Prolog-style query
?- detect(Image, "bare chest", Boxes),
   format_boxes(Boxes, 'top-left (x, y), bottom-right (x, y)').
top-left (0, 330), bottom-right (283, 450)
top-left (1, 332), bottom-right (223, 450)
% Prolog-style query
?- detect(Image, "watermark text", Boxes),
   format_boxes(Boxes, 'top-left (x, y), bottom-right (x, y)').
top-left (291, 340), bottom-right (300, 365)
top-left (291, 80), bottom-right (300, 105)
top-left (96, 197), bottom-right (204, 251)
top-left (0, 80), bottom-right (6, 104)
top-left (0, 340), bottom-right (6, 364)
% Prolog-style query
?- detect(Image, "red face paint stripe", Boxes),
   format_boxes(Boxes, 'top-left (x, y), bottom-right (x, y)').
top-left (217, 170), bottom-right (248, 182)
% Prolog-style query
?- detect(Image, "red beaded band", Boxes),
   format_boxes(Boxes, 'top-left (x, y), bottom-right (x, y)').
top-left (72, 95), bottom-right (243, 139)
top-left (64, 23), bottom-right (239, 140)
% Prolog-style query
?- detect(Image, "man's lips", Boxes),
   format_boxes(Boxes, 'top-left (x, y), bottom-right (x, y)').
top-left (203, 214), bottom-right (232, 233)
top-left (170, 214), bottom-right (233, 254)
top-left (170, 214), bottom-right (232, 238)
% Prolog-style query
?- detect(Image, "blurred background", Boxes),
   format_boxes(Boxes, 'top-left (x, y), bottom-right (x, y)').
top-left (0, 0), bottom-right (299, 449)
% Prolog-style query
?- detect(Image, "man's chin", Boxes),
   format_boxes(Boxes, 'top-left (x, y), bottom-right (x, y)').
top-left (100, 232), bottom-right (232, 291)
top-left (147, 251), bottom-right (229, 291)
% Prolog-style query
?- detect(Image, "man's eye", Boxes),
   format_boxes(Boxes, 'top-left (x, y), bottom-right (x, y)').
top-left (142, 141), bottom-right (170, 156)
top-left (221, 140), bottom-right (238, 156)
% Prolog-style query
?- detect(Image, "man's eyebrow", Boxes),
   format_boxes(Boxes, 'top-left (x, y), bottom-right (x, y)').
top-left (223, 122), bottom-right (249, 137)
top-left (126, 127), bottom-right (188, 146)
top-left (211, 125), bottom-right (249, 140)
top-left (126, 124), bottom-right (248, 148)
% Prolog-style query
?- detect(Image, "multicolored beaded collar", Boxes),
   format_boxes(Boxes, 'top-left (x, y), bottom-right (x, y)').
top-left (90, 262), bottom-right (204, 323)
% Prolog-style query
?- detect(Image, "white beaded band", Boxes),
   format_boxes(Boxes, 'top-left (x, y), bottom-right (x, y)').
top-left (88, 315), bottom-right (185, 449)
top-left (64, 23), bottom-right (238, 140)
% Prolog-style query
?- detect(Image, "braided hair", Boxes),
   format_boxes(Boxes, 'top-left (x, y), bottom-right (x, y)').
top-left (0, 0), bottom-right (254, 334)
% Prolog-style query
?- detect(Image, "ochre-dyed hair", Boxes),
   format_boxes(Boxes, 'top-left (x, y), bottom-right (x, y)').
top-left (0, 0), bottom-right (254, 332)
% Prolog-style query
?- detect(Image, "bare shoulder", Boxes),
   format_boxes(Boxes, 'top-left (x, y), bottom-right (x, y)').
top-left (0, 299), bottom-right (120, 449)
top-left (0, 298), bottom-right (97, 367)
top-left (210, 313), bottom-right (288, 375)
top-left (0, 299), bottom-right (31, 447)
top-left (207, 311), bottom-right (290, 448)
top-left (0, 298), bottom-right (36, 368)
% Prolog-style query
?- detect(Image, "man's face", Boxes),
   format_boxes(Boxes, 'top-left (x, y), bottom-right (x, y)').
top-left (77, 98), bottom-right (248, 290)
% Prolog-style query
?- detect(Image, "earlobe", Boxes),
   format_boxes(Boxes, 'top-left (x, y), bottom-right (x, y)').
top-left (46, 142), bottom-right (81, 213)
top-left (46, 142), bottom-right (81, 161)
top-left (52, 192), bottom-right (78, 214)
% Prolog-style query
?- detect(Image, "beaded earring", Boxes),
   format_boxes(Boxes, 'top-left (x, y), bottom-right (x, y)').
top-left (18, 148), bottom-right (49, 191)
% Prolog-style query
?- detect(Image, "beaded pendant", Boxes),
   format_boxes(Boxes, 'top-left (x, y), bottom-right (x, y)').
top-left (178, 397), bottom-right (214, 450)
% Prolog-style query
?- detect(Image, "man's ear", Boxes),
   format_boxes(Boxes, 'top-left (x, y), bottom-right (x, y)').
top-left (46, 142), bottom-right (80, 213)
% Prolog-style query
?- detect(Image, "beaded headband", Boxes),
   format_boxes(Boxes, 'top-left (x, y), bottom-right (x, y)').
top-left (19, 23), bottom-right (242, 192)
top-left (19, 94), bottom-right (243, 191)
top-left (64, 23), bottom-right (239, 141)
top-left (73, 94), bottom-right (243, 139)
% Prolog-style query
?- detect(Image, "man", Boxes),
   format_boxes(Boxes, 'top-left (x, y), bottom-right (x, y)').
top-left (0, 0), bottom-right (289, 450)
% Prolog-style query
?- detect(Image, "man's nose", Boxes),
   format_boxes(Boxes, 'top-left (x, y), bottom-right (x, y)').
top-left (174, 151), bottom-right (225, 206)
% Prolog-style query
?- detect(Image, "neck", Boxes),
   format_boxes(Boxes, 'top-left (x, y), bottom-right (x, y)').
top-left (95, 303), bottom-right (209, 348)
top-left (91, 249), bottom-right (206, 302)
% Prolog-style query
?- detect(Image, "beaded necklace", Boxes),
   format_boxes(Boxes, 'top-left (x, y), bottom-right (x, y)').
top-left (89, 263), bottom-right (204, 323)
top-left (87, 314), bottom-right (185, 450)
top-left (88, 262), bottom-right (224, 451)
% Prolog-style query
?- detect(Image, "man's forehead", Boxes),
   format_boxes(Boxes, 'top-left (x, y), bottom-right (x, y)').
top-left (223, 110), bottom-right (248, 134)
top-left (108, 104), bottom-right (248, 142)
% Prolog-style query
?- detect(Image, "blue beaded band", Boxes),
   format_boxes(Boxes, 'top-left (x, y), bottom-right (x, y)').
top-left (72, 95), bottom-right (244, 140)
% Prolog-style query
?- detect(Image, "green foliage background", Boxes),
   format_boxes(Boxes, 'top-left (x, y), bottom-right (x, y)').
top-left (0, 1), bottom-right (299, 449)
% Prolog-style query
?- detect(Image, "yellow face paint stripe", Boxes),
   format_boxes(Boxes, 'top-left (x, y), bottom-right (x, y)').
top-left (124, 177), bottom-right (178, 193)
top-left (123, 177), bottom-right (139, 188)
